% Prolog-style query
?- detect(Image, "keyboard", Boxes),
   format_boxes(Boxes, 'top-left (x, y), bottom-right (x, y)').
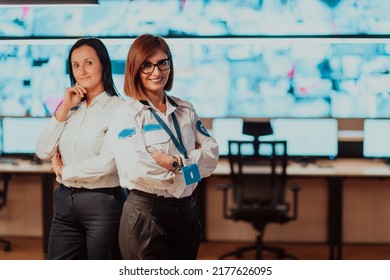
top-left (0, 158), bottom-right (15, 164)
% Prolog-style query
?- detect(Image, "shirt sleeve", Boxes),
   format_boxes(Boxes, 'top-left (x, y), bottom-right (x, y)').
top-left (61, 128), bottom-right (117, 183)
top-left (186, 108), bottom-right (219, 178)
top-left (108, 109), bottom-right (176, 189)
top-left (35, 116), bottom-right (65, 160)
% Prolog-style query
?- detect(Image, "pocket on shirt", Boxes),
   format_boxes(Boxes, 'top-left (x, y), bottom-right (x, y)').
top-left (144, 130), bottom-right (170, 147)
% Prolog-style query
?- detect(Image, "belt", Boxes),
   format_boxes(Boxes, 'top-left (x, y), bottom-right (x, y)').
top-left (59, 184), bottom-right (123, 195)
top-left (130, 189), bottom-right (193, 202)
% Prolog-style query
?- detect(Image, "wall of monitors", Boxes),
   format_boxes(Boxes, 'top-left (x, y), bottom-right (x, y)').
top-left (1, 0), bottom-right (390, 118)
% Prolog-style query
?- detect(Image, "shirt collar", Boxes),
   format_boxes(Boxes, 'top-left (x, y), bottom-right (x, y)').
top-left (138, 94), bottom-right (179, 115)
top-left (88, 91), bottom-right (111, 107)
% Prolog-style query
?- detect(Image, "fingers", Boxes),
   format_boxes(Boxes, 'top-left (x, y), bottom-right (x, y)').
top-left (64, 84), bottom-right (87, 105)
top-left (51, 150), bottom-right (63, 172)
top-left (55, 151), bottom-right (63, 165)
top-left (72, 83), bottom-right (87, 98)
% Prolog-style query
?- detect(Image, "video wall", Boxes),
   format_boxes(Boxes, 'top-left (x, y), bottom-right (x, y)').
top-left (2, 0), bottom-right (390, 37)
top-left (1, 0), bottom-right (390, 118)
top-left (1, 38), bottom-right (390, 118)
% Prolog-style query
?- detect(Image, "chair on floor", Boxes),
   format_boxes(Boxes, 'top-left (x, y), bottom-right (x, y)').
top-left (0, 173), bottom-right (12, 252)
top-left (218, 122), bottom-right (300, 259)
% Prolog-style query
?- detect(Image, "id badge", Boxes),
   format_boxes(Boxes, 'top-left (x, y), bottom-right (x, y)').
top-left (182, 163), bottom-right (201, 185)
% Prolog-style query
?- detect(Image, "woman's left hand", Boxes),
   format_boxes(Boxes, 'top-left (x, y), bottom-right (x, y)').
top-left (52, 150), bottom-right (64, 177)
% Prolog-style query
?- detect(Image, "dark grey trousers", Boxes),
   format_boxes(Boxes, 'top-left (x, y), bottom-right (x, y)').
top-left (47, 184), bottom-right (127, 260)
top-left (119, 189), bottom-right (202, 260)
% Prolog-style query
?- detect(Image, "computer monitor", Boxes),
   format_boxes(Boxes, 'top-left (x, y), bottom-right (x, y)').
top-left (211, 118), bottom-right (253, 156)
top-left (363, 119), bottom-right (390, 159)
top-left (212, 118), bottom-right (282, 156)
top-left (1, 117), bottom-right (51, 157)
top-left (0, 119), bottom-right (2, 155)
top-left (271, 118), bottom-right (338, 160)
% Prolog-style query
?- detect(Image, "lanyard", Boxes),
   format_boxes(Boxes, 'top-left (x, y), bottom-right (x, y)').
top-left (149, 108), bottom-right (189, 159)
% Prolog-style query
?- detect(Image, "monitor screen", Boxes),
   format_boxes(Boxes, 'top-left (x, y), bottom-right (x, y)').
top-left (0, 120), bottom-right (2, 155)
top-left (363, 119), bottom-right (390, 158)
top-left (1, 117), bottom-right (51, 155)
top-left (271, 118), bottom-right (338, 158)
top-left (211, 118), bottom-right (253, 156)
top-left (211, 118), bottom-right (283, 156)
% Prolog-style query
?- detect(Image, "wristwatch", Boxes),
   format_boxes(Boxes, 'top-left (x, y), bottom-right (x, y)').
top-left (171, 155), bottom-right (183, 172)
top-left (171, 159), bottom-right (179, 170)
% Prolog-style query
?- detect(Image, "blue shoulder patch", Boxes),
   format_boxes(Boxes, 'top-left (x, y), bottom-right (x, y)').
top-left (118, 128), bottom-right (136, 139)
top-left (196, 120), bottom-right (210, 137)
top-left (143, 123), bottom-right (162, 132)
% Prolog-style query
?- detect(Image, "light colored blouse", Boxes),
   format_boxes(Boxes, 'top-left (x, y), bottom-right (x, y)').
top-left (107, 95), bottom-right (219, 198)
top-left (36, 92), bottom-right (125, 189)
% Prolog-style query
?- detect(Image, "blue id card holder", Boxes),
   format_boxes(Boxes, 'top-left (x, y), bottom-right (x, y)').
top-left (182, 163), bottom-right (201, 185)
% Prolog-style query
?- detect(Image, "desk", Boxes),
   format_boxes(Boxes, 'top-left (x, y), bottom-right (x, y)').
top-left (0, 160), bottom-right (54, 255)
top-left (3, 158), bottom-right (390, 259)
top-left (211, 158), bottom-right (390, 260)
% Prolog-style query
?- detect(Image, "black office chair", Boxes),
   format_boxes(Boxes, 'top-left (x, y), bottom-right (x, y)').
top-left (0, 173), bottom-right (12, 252)
top-left (218, 138), bottom-right (300, 260)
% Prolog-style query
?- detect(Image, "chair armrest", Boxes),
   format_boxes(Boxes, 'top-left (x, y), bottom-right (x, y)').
top-left (289, 183), bottom-right (301, 192)
top-left (288, 183), bottom-right (301, 220)
top-left (216, 184), bottom-right (231, 191)
top-left (216, 184), bottom-right (233, 219)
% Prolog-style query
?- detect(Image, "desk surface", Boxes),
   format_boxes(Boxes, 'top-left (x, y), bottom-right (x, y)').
top-left (1, 158), bottom-right (389, 177)
top-left (213, 158), bottom-right (390, 177)
top-left (0, 160), bottom-right (52, 174)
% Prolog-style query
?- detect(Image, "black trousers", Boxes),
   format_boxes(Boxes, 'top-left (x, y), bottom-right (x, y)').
top-left (48, 184), bottom-right (127, 260)
top-left (119, 189), bottom-right (202, 260)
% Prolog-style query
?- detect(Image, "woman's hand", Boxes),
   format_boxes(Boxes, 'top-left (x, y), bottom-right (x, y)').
top-left (54, 84), bottom-right (87, 122)
top-left (152, 151), bottom-right (175, 171)
top-left (52, 150), bottom-right (64, 177)
top-left (62, 84), bottom-right (87, 108)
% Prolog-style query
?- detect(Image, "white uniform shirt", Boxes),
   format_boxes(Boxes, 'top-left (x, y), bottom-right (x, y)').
top-left (35, 92), bottom-right (125, 189)
top-left (107, 95), bottom-right (219, 198)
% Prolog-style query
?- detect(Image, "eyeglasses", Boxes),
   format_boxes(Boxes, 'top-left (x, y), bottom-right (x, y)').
top-left (140, 59), bottom-right (171, 74)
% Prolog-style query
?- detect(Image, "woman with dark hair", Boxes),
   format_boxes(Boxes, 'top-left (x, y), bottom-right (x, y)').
top-left (107, 34), bottom-right (219, 260)
top-left (36, 37), bottom-right (127, 260)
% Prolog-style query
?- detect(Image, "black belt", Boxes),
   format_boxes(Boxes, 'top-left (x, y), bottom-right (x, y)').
top-left (59, 184), bottom-right (122, 195)
top-left (130, 189), bottom-right (193, 202)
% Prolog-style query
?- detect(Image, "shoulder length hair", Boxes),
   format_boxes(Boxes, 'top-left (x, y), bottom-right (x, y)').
top-left (124, 34), bottom-right (174, 100)
top-left (67, 37), bottom-right (119, 97)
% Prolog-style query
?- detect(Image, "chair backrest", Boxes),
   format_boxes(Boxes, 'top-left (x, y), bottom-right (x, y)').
top-left (227, 139), bottom-right (288, 211)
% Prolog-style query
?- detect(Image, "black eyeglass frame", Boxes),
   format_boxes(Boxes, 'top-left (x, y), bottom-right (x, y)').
top-left (140, 59), bottom-right (171, 74)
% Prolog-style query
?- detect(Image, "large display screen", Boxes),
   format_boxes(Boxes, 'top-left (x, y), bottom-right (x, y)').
top-left (363, 119), bottom-right (390, 159)
top-left (1, 117), bottom-right (50, 155)
top-left (271, 118), bottom-right (339, 158)
top-left (1, 0), bottom-right (390, 37)
top-left (1, 39), bottom-right (390, 119)
top-left (211, 118), bottom-right (253, 156)
top-left (212, 117), bottom-right (338, 158)
top-left (1, 1), bottom-right (390, 119)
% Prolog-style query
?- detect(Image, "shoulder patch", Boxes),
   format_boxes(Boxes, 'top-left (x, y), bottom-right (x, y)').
top-left (143, 123), bottom-right (162, 132)
top-left (118, 128), bottom-right (136, 139)
top-left (196, 120), bottom-right (210, 137)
